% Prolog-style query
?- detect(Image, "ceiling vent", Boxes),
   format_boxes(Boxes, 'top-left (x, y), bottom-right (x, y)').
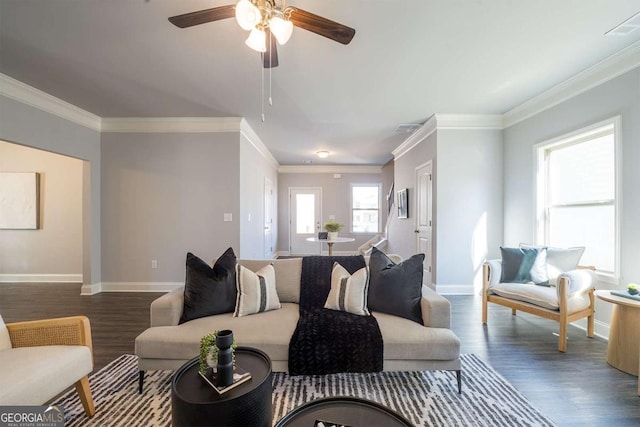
top-left (605, 11), bottom-right (640, 36)
top-left (393, 123), bottom-right (422, 134)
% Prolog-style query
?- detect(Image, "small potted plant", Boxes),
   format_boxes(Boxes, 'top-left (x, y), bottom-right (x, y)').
top-left (324, 220), bottom-right (344, 240)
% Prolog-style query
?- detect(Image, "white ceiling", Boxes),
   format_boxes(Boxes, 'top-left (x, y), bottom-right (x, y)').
top-left (1, 0), bottom-right (639, 165)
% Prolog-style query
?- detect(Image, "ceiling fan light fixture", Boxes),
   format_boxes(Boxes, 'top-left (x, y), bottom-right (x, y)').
top-left (245, 27), bottom-right (267, 52)
top-left (316, 150), bottom-right (329, 158)
top-left (269, 16), bottom-right (293, 45)
top-left (235, 0), bottom-right (262, 31)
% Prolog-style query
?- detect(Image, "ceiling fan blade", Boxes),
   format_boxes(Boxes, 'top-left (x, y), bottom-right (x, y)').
top-left (168, 5), bottom-right (235, 28)
top-left (262, 28), bottom-right (279, 68)
top-left (286, 7), bottom-right (355, 45)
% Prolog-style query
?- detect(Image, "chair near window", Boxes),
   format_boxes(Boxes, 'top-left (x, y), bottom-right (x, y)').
top-left (481, 245), bottom-right (596, 352)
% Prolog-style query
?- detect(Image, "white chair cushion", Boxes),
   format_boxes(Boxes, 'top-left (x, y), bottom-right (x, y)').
top-left (0, 315), bottom-right (11, 350)
top-left (489, 282), bottom-right (591, 313)
top-left (0, 345), bottom-right (92, 405)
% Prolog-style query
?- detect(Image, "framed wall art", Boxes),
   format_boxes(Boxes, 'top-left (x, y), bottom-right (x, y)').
top-left (0, 172), bottom-right (40, 229)
top-left (397, 188), bottom-right (408, 219)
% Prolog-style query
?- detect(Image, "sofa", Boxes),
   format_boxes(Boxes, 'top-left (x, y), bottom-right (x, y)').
top-left (0, 315), bottom-right (96, 417)
top-left (135, 255), bottom-right (461, 392)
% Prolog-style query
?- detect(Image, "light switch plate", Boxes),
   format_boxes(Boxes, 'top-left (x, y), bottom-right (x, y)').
top-left (224, 213), bottom-right (232, 222)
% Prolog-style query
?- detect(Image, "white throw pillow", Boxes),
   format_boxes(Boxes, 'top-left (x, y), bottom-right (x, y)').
top-left (0, 314), bottom-right (12, 350)
top-left (234, 264), bottom-right (281, 317)
top-left (520, 244), bottom-right (585, 286)
top-left (324, 262), bottom-right (370, 316)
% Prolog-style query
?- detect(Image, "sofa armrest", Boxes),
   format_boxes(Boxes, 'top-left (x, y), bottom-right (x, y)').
top-left (150, 287), bottom-right (184, 327)
top-left (421, 286), bottom-right (451, 329)
top-left (7, 316), bottom-right (93, 356)
top-left (557, 267), bottom-right (596, 297)
top-left (485, 259), bottom-right (502, 286)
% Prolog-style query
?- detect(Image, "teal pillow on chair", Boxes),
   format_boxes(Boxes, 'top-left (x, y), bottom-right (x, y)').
top-left (500, 247), bottom-right (549, 286)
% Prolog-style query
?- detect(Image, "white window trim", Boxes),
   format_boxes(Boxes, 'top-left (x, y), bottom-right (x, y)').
top-left (533, 116), bottom-right (622, 284)
top-left (350, 183), bottom-right (382, 234)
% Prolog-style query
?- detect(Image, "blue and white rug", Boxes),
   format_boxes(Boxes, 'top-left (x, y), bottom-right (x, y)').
top-left (56, 354), bottom-right (555, 426)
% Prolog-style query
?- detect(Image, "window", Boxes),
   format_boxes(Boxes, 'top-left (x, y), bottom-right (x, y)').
top-left (351, 183), bottom-right (381, 233)
top-left (535, 118), bottom-right (619, 277)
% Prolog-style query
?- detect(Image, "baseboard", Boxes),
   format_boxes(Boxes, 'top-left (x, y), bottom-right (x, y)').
top-left (81, 282), bottom-right (102, 295)
top-left (571, 317), bottom-right (610, 341)
top-left (99, 282), bottom-right (183, 293)
top-left (0, 274), bottom-right (82, 283)
top-left (436, 284), bottom-right (475, 295)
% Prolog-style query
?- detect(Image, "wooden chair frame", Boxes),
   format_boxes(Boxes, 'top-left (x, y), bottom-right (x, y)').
top-left (6, 316), bottom-right (96, 417)
top-left (481, 264), bottom-right (595, 352)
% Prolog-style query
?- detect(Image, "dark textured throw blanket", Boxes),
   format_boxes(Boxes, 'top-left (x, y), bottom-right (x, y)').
top-left (288, 256), bottom-right (384, 375)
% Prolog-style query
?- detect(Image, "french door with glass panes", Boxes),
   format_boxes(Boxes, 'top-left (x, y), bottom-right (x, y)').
top-left (289, 187), bottom-right (322, 255)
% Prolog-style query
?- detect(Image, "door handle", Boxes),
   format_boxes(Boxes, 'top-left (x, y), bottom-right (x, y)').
top-left (414, 230), bottom-right (419, 233)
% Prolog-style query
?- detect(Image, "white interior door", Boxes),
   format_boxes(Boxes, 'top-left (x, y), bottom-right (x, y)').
top-left (289, 187), bottom-right (322, 255)
top-left (416, 162), bottom-right (433, 289)
top-left (264, 177), bottom-right (274, 258)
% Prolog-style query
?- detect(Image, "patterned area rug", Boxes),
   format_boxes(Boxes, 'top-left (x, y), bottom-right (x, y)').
top-left (56, 354), bottom-right (555, 426)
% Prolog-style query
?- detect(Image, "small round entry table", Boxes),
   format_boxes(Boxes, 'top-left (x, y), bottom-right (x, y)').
top-left (171, 346), bottom-right (273, 427)
top-left (595, 290), bottom-right (640, 395)
top-left (306, 237), bottom-right (355, 256)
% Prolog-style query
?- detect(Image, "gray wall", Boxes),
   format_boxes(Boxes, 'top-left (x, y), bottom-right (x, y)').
top-left (436, 129), bottom-right (503, 291)
top-left (277, 172), bottom-right (385, 254)
top-left (387, 131), bottom-right (437, 265)
top-left (239, 133), bottom-right (278, 259)
top-left (0, 95), bottom-right (101, 287)
top-left (503, 68), bottom-right (640, 331)
top-left (0, 141), bottom-right (83, 277)
top-left (100, 132), bottom-right (241, 283)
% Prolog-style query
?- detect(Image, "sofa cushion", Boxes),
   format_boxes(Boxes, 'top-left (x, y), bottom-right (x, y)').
top-left (368, 247), bottom-right (424, 324)
top-left (373, 311), bottom-right (460, 361)
top-left (324, 263), bottom-right (370, 316)
top-left (136, 303), bottom-right (300, 362)
top-left (234, 264), bottom-right (281, 317)
top-left (180, 249), bottom-right (237, 324)
top-left (0, 345), bottom-right (92, 405)
top-left (239, 258), bottom-right (301, 303)
top-left (520, 244), bottom-right (585, 285)
top-left (0, 315), bottom-right (11, 350)
top-left (500, 247), bottom-right (549, 286)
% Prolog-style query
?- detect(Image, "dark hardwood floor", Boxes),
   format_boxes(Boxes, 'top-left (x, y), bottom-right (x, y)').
top-left (1, 284), bottom-right (638, 425)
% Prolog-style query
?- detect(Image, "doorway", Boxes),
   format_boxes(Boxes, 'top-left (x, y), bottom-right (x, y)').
top-left (415, 162), bottom-right (433, 289)
top-left (289, 187), bottom-right (322, 255)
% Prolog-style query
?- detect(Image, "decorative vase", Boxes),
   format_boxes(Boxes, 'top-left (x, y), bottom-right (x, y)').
top-left (328, 231), bottom-right (338, 240)
top-left (215, 330), bottom-right (234, 387)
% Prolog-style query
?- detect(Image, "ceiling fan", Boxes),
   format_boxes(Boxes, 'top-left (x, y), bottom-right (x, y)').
top-left (168, 0), bottom-right (356, 69)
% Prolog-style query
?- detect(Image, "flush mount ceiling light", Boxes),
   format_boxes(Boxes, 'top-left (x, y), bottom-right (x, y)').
top-left (316, 151), bottom-right (330, 158)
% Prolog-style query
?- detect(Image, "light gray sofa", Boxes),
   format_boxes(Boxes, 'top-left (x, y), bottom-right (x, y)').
top-left (135, 257), bottom-right (461, 391)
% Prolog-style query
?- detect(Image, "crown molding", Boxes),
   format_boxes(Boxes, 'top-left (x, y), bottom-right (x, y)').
top-left (392, 115), bottom-right (438, 159)
top-left (504, 40), bottom-right (640, 128)
top-left (278, 165), bottom-right (382, 174)
top-left (240, 119), bottom-right (279, 169)
top-left (100, 117), bottom-right (243, 133)
top-left (0, 72), bottom-right (102, 131)
top-left (435, 114), bottom-right (504, 129)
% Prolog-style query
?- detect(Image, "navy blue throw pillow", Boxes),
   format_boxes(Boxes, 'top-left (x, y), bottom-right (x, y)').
top-left (179, 248), bottom-right (237, 324)
top-left (368, 247), bottom-right (424, 324)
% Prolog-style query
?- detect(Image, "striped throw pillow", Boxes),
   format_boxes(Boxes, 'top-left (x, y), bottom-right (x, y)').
top-left (234, 263), bottom-right (281, 317)
top-left (324, 262), bottom-right (370, 316)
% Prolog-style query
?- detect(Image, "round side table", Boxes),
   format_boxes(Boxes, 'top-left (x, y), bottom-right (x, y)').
top-left (274, 396), bottom-right (413, 427)
top-left (171, 346), bottom-right (272, 427)
top-left (595, 290), bottom-right (640, 395)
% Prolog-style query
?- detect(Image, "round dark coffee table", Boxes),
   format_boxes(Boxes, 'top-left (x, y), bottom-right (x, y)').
top-left (275, 396), bottom-right (414, 427)
top-left (171, 346), bottom-right (272, 427)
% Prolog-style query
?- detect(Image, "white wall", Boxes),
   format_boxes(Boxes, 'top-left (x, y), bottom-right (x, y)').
top-left (0, 141), bottom-right (83, 280)
top-left (0, 95), bottom-right (101, 288)
top-left (239, 133), bottom-right (278, 259)
top-left (503, 67), bottom-right (640, 333)
top-left (100, 132), bottom-right (241, 284)
top-left (436, 129), bottom-right (503, 292)
top-left (277, 172), bottom-right (385, 254)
